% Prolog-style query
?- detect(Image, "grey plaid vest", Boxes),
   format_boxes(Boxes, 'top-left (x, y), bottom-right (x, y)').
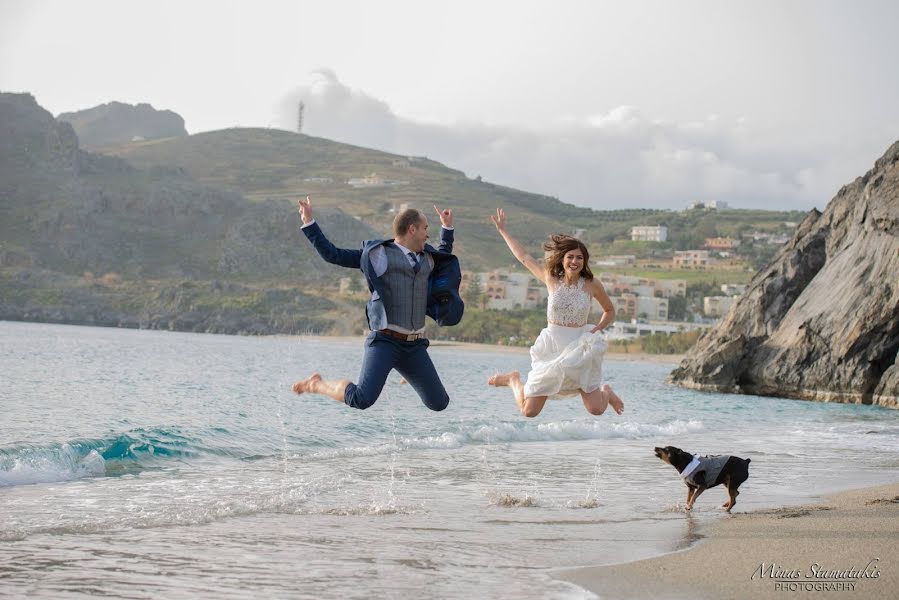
top-left (381, 244), bottom-right (432, 330)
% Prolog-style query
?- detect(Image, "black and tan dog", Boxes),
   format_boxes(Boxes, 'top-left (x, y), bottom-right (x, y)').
top-left (654, 446), bottom-right (751, 512)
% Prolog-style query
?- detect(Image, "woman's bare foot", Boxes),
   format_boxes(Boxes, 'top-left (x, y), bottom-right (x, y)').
top-left (602, 384), bottom-right (624, 415)
top-left (292, 373), bottom-right (322, 394)
top-left (488, 371), bottom-right (520, 387)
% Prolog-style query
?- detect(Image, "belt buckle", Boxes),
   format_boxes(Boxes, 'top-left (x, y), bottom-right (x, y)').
top-left (380, 329), bottom-right (420, 342)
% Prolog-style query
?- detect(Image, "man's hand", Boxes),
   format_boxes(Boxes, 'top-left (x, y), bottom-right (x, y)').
top-left (490, 207), bottom-right (507, 232)
top-left (434, 205), bottom-right (453, 229)
top-left (298, 196), bottom-right (314, 225)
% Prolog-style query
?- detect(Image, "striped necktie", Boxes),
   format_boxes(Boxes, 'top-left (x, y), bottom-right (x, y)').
top-left (408, 251), bottom-right (421, 274)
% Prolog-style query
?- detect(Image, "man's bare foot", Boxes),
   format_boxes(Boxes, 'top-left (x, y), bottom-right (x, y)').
top-left (488, 371), bottom-right (520, 387)
top-left (292, 373), bottom-right (322, 394)
top-left (603, 384), bottom-right (624, 415)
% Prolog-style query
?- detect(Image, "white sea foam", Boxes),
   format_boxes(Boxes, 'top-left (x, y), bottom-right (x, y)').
top-left (1, 473), bottom-right (344, 540)
top-left (321, 502), bottom-right (423, 516)
top-left (301, 420), bottom-right (705, 461)
top-left (0, 446), bottom-right (106, 487)
top-left (787, 422), bottom-right (899, 454)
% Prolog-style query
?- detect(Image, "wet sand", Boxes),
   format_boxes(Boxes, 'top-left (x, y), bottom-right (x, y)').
top-left (556, 482), bottom-right (899, 599)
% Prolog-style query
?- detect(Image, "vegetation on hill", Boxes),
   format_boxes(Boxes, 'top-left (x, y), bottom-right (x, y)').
top-left (58, 101), bottom-right (187, 148)
top-left (0, 269), bottom-right (341, 335)
top-left (102, 128), bottom-right (805, 272)
top-left (1, 91), bottom-right (812, 342)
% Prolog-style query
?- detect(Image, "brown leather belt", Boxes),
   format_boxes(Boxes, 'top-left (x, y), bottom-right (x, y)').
top-left (378, 328), bottom-right (424, 342)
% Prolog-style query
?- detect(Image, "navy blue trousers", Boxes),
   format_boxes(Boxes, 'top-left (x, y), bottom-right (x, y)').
top-left (343, 331), bottom-right (449, 411)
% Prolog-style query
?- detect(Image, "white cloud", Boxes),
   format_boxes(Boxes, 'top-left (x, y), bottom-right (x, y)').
top-left (277, 71), bottom-right (885, 212)
top-left (278, 69), bottom-right (398, 152)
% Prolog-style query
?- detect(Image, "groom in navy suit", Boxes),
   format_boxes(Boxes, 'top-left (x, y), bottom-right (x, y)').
top-left (292, 197), bottom-right (463, 411)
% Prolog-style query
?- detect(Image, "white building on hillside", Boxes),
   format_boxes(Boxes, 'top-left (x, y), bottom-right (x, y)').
top-left (463, 271), bottom-right (547, 310)
top-left (636, 296), bottom-right (668, 320)
top-left (673, 250), bottom-right (712, 268)
top-left (347, 173), bottom-right (385, 187)
top-left (655, 279), bottom-right (687, 297)
top-left (720, 284), bottom-right (747, 295)
top-left (606, 319), bottom-right (712, 341)
top-left (703, 295), bottom-right (737, 317)
top-left (600, 273), bottom-right (686, 298)
top-left (595, 255), bottom-right (636, 267)
top-left (609, 294), bottom-right (668, 320)
top-left (630, 226), bottom-right (668, 242)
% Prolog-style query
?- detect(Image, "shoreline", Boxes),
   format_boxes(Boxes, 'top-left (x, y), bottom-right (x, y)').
top-left (0, 321), bottom-right (685, 365)
top-left (295, 333), bottom-right (685, 364)
top-left (555, 481), bottom-right (899, 599)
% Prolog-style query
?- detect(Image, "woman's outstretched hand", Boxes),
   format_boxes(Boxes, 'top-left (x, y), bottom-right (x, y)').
top-left (491, 207), bottom-right (507, 232)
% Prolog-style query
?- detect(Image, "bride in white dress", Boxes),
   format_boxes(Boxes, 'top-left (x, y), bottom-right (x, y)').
top-left (487, 208), bottom-right (625, 418)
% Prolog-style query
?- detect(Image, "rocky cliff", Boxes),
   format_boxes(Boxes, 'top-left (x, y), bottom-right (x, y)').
top-left (669, 141), bottom-right (899, 408)
top-left (57, 101), bottom-right (187, 148)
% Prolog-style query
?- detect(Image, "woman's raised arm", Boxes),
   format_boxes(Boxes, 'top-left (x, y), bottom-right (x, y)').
top-left (491, 208), bottom-right (546, 283)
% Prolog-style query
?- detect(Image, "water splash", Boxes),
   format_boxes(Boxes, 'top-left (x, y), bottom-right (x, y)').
top-left (276, 404), bottom-right (289, 474)
top-left (491, 493), bottom-right (538, 508)
top-left (572, 458), bottom-right (602, 509)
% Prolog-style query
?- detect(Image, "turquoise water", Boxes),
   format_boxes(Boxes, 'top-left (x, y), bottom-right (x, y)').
top-left (2, 321), bottom-right (898, 599)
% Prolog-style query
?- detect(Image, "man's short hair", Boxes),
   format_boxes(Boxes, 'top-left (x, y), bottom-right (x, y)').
top-left (393, 208), bottom-right (424, 237)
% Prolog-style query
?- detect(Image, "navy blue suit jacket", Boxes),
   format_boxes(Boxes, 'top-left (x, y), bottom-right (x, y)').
top-left (302, 221), bottom-right (464, 329)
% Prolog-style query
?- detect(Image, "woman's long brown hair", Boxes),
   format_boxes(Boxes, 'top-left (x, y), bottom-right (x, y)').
top-left (543, 234), bottom-right (594, 280)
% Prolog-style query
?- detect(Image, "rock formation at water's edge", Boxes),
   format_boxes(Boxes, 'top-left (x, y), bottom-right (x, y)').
top-left (668, 141), bottom-right (899, 408)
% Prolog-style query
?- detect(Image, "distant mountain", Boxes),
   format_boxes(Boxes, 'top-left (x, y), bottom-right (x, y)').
top-left (669, 140), bottom-right (899, 408)
top-left (0, 92), bottom-right (375, 334)
top-left (58, 101), bottom-right (187, 148)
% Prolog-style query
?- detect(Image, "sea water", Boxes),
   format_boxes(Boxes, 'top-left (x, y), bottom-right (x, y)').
top-left (2, 321), bottom-right (898, 599)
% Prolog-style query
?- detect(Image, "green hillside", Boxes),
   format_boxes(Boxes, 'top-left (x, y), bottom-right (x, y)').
top-left (102, 128), bottom-right (806, 269)
top-left (101, 127), bottom-right (607, 270)
top-left (0, 91), bottom-right (810, 336)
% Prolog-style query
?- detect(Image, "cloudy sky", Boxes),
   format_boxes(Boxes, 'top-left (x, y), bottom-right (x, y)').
top-left (2, 0), bottom-right (897, 211)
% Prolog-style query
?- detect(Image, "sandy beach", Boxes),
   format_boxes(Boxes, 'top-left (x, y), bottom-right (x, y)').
top-left (557, 482), bottom-right (899, 600)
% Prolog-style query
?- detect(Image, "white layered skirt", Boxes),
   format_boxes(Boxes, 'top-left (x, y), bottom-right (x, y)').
top-left (523, 324), bottom-right (608, 399)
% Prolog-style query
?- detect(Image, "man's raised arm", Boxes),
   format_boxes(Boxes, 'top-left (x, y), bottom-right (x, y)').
top-left (434, 204), bottom-right (454, 254)
top-left (298, 196), bottom-right (362, 269)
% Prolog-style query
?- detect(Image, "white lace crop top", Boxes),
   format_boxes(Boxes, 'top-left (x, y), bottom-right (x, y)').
top-left (547, 277), bottom-right (592, 326)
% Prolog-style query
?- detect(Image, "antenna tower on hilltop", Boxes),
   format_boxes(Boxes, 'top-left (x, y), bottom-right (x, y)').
top-left (297, 101), bottom-right (305, 133)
